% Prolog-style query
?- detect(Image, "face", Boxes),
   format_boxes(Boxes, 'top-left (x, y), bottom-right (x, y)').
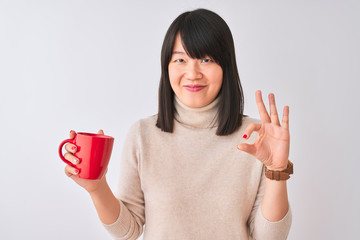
top-left (168, 34), bottom-right (223, 108)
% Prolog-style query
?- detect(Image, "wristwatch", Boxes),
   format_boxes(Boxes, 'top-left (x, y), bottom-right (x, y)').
top-left (265, 160), bottom-right (294, 181)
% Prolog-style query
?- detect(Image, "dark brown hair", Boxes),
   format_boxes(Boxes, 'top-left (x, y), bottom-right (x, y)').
top-left (156, 9), bottom-right (244, 135)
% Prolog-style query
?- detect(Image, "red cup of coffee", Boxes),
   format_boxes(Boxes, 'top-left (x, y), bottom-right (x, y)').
top-left (58, 132), bottom-right (114, 179)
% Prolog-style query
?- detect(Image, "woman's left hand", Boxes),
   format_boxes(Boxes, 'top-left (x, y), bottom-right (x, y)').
top-left (237, 90), bottom-right (290, 171)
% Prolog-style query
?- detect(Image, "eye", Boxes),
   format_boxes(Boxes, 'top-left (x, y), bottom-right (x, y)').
top-left (201, 58), bottom-right (213, 63)
top-left (174, 59), bottom-right (185, 63)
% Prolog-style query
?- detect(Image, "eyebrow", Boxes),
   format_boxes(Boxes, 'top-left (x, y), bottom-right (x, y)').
top-left (172, 51), bottom-right (186, 55)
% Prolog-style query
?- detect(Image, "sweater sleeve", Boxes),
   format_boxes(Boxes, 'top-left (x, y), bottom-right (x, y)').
top-left (248, 167), bottom-right (292, 240)
top-left (102, 121), bottom-right (145, 240)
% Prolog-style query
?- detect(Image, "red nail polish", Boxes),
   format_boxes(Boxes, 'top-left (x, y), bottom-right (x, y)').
top-left (74, 169), bottom-right (79, 174)
top-left (243, 134), bottom-right (247, 139)
top-left (71, 146), bottom-right (76, 150)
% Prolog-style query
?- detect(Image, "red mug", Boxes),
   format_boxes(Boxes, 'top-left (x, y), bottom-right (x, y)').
top-left (58, 132), bottom-right (114, 179)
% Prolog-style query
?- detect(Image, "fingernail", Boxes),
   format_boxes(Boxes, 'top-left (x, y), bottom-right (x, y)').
top-left (73, 158), bottom-right (78, 163)
top-left (74, 169), bottom-right (79, 174)
top-left (243, 134), bottom-right (247, 139)
top-left (71, 146), bottom-right (76, 150)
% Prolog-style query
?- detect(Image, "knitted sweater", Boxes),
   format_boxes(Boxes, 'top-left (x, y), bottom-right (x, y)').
top-left (103, 97), bottom-right (292, 239)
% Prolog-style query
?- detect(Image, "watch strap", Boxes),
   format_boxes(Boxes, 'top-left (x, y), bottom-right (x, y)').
top-left (265, 160), bottom-right (294, 181)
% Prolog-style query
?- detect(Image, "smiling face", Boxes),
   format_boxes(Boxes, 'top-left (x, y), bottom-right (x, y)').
top-left (168, 34), bottom-right (223, 108)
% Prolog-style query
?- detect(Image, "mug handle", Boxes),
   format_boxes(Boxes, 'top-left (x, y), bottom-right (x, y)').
top-left (58, 138), bottom-right (76, 167)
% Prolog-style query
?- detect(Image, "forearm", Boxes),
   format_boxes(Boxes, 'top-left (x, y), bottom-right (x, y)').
top-left (261, 179), bottom-right (289, 221)
top-left (89, 179), bottom-right (120, 225)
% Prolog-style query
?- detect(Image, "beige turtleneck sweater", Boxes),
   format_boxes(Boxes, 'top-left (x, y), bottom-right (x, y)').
top-left (103, 97), bottom-right (292, 239)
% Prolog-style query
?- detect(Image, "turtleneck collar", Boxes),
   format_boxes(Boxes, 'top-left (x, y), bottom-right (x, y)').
top-left (174, 96), bottom-right (220, 129)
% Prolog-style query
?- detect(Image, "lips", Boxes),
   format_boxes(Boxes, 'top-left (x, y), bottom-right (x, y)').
top-left (184, 85), bottom-right (206, 92)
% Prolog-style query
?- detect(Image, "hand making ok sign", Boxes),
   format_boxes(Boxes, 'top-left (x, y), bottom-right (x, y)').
top-left (237, 90), bottom-right (290, 171)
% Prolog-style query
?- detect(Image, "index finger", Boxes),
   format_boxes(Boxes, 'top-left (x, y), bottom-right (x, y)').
top-left (255, 90), bottom-right (271, 123)
top-left (67, 130), bottom-right (77, 153)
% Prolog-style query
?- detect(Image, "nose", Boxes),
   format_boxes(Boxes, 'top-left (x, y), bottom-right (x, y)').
top-left (185, 61), bottom-right (202, 80)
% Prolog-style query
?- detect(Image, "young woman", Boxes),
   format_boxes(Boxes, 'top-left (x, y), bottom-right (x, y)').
top-left (63, 9), bottom-right (292, 240)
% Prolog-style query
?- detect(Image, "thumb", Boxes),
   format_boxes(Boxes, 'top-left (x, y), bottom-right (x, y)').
top-left (237, 143), bottom-right (256, 156)
top-left (69, 130), bottom-right (76, 139)
top-left (98, 129), bottom-right (104, 135)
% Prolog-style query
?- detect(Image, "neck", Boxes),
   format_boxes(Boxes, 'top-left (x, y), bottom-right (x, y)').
top-left (174, 96), bottom-right (220, 129)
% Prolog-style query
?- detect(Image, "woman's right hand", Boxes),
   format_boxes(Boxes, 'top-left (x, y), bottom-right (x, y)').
top-left (64, 129), bottom-right (108, 193)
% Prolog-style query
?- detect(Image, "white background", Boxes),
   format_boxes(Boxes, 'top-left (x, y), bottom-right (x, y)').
top-left (1, 0), bottom-right (359, 239)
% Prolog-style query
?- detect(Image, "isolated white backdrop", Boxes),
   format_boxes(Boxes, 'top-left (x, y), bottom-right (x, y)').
top-left (1, 0), bottom-right (359, 239)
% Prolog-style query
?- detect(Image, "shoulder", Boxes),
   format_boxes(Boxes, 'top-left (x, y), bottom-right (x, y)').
top-left (122, 115), bottom-right (159, 147)
top-left (126, 114), bottom-right (159, 137)
top-left (135, 114), bottom-right (158, 131)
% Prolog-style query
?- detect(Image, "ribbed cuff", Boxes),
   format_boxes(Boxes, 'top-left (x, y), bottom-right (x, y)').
top-left (253, 204), bottom-right (292, 240)
top-left (102, 199), bottom-right (134, 238)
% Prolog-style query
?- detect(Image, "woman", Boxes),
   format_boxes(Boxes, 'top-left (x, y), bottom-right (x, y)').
top-left (63, 8), bottom-right (292, 239)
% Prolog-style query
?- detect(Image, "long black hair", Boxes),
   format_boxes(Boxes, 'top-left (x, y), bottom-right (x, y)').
top-left (156, 9), bottom-right (244, 136)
